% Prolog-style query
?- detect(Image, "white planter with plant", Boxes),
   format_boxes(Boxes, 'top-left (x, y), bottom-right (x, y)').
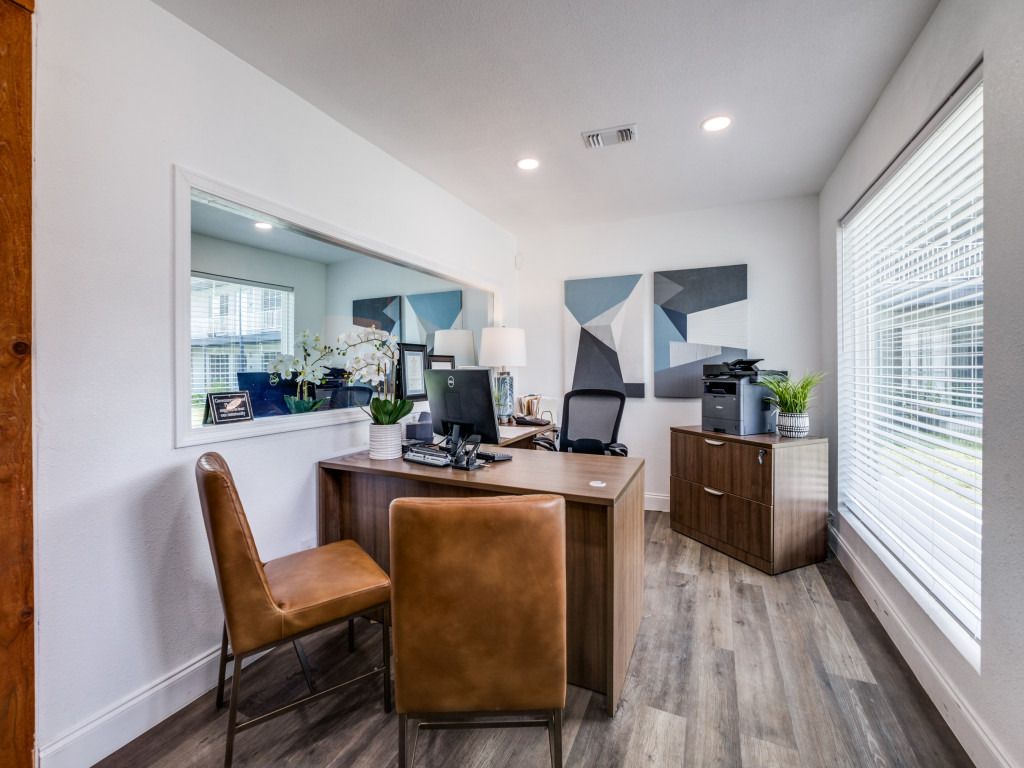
top-left (339, 328), bottom-right (413, 459)
top-left (758, 372), bottom-right (824, 438)
top-left (270, 330), bottom-right (337, 414)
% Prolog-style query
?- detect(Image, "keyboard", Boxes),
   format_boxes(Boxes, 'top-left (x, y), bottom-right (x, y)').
top-left (477, 450), bottom-right (512, 462)
top-left (404, 447), bottom-right (452, 467)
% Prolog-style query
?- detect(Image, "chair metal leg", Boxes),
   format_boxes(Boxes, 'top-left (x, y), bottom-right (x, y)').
top-left (348, 617), bottom-right (357, 652)
top-left (548, 708), bottom-right (563, 768)
top-left (224, 655), bottom-right (243, 768)
top-left (382, 619), bottom-right (393, 713)
top-left (216, 624), bottom-right (230, 710)
top-left (292, 638), bottom-right (317, 694)
top-left (398, 714), bottom-right (408, 768)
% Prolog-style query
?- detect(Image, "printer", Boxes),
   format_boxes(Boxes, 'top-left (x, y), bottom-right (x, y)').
top-left (702, 359), bottom-right (786, 436)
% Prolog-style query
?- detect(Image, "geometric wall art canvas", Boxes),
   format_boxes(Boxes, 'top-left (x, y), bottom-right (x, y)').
top-left (403, 289), bottom-right (463, 352)
top-left (653, 265), bottom-right (748, 398)
top-left (564, 274), bottom-right (645, 397)
top-left (353, 295), bottom-right (402, 339)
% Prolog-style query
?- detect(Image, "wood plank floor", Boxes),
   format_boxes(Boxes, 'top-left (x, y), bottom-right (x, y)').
top-left (96, 511), bottom-right (973, 767)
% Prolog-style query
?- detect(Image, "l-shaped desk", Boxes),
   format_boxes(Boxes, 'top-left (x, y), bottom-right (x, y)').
top-left (317, 447), bottom-right (645, 715)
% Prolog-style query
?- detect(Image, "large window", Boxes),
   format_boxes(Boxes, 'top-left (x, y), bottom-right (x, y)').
top-left (190, 273), bottom-right (295, 425)
top-left (838, 76), bottom-right (983, 660)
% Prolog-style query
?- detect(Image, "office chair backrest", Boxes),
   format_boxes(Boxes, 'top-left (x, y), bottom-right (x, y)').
top-left (559, 389), bottom-right (626, 453)
top-left (330, 384), bottom-right (374, 409)
top-left (389, 494), bottom-right (567, 714)
top-left (195, 452), bottom-right (281, 655)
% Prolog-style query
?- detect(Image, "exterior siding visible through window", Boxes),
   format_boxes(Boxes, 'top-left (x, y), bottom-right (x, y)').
top-left (190, 274), bottom-right (295, 425)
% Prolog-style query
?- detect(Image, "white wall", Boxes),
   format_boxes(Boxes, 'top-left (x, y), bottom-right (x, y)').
top-left (32, 1), bottom-right (515, 765)
top-left (515, 195), bottom-right (822, 507)
top-left (192, 233), bottom-right (328, 334)
top-left (817, 1), bottom-right (1024, 765)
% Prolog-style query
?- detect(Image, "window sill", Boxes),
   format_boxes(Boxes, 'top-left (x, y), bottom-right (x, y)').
top-left (175, 401), bottom-right (428, 448)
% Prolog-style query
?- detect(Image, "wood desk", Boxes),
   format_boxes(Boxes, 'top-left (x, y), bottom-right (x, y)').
top-left (497, 423), bottom-right (554, 449)
top-left (317, 448), bottom-right (645, 715)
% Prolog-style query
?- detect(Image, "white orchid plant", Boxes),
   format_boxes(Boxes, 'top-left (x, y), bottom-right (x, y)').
top-left (337, 327), bottom-right (413, 425)
top-left (270, 330), bottom-right (337, 412)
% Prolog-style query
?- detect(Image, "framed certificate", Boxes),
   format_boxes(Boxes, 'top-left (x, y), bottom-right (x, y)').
top-left (398, 343), bottom-right (428, 401)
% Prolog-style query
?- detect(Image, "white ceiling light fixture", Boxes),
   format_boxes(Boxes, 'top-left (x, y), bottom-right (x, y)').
top-left (254, 221), bottom-right (273, 230)
top-left (701, 115), bottom-right (732, 133)
top-left (516, 157), bottom-right (540, 171)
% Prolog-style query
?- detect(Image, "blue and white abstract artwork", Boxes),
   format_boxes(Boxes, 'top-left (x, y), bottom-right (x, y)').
top-left (653, 265), bottom-right (748, 398)
top-left (353, 295), bottom-right (402, 339)
top-left (403, 290), bottom-right (463, 352)
top-left (564, 274), bottom-right (645, 397)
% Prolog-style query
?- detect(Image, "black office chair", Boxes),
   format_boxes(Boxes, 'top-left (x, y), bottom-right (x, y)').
top-left (328, 384), bottom-right (374, 409)
top-left (534, 389), bottom-right (628, 456)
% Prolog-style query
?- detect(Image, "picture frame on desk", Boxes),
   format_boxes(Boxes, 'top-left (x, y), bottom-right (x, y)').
top-left (398, 343), bottom-right (428, 401)
top-left (427, 354), bottom-right (455, 370)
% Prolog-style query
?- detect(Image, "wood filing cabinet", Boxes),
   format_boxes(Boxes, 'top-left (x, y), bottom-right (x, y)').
top-left (669, 425), bottom-right (828, 575)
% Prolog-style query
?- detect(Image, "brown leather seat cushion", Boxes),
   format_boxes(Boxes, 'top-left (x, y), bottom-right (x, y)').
top-left (264, 540), bottom-right (390, 638)
top-left (390, 495), bottom-right (567, 715)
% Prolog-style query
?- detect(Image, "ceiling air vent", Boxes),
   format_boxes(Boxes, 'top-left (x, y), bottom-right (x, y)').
top-left (581, 123), bottom-right (637, 149)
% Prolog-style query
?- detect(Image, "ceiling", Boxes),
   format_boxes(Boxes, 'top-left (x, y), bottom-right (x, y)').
top-left (157, 0), bottom-right (938, 232)
top-left (191, 197), bottom-right (363, 264)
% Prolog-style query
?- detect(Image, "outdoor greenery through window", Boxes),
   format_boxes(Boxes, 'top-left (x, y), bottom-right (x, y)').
top-left (839, 79), bottom-right (983, 657)
top-left (190, 273), bottom-right (295, 426)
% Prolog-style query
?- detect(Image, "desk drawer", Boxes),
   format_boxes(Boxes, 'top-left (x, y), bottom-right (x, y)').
top-left (672, 480), bottom-right (771, 561)
top-left (672, 433), bottom-right (773, 505)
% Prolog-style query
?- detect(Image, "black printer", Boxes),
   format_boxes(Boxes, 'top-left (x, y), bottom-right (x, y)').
top-left (702, 359), bottom-right (786, 436)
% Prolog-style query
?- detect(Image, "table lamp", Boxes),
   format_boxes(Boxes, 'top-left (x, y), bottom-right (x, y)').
top-left (432, 328), bottom-right (477, 367)
top-left (478, 326), bottom-right (527, 424)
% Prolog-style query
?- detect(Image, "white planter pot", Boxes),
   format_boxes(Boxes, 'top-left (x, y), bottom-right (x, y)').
top-left (777, 412), bottom-right (810, 438)
top-left (368, 423), bottom-right (403, 460)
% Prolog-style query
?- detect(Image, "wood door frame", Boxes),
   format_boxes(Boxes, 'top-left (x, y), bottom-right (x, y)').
top-left (0, 0), bottom-right (34, 766)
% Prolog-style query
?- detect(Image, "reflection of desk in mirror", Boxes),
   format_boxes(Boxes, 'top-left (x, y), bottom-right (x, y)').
top-left (317, 448), bottom-right (645, 715)
top-left (497, 423), bottom-right (554, 449)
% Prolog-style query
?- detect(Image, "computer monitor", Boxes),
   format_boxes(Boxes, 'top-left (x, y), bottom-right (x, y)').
top-left (424, 368), bottom-right (500, 445)
top-left (236, 371), bottom-right (298, 417)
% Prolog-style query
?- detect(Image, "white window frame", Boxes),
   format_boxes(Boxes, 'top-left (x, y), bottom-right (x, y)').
top-left (837, 64), bottom-right (984, 669)
top-left (173, 167), bottom-right (498, 447)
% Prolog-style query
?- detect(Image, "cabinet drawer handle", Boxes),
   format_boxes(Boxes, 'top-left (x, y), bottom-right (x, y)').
top-left (704, 439), bottom-right (725, 446)
top-left (703, 487), bottom-right (725, 496)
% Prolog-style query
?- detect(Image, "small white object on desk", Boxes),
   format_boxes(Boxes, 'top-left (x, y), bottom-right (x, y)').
top-left (589, 480), bottom-right (607, 488)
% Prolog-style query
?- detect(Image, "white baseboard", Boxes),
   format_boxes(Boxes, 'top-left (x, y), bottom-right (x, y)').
top-left (832, 527), bottom-right (1014, 768)
top-left (37, 644), bottom-right (223, 768)
top-left (645, 492), bottom-right (669, 512)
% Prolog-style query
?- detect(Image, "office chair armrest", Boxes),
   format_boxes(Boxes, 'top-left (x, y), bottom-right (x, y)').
top-left (533, 436), bottom-right (558, 451)
top-left (607, 442), bottom-right (629, 457)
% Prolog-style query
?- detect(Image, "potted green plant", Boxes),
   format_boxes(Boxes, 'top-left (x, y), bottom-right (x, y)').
top-left (338, 328), bottom-right (413, 459)
top-left (270, 330), bottom-right (336, 413)
top-left (757, 371), bottom-right (825, 438)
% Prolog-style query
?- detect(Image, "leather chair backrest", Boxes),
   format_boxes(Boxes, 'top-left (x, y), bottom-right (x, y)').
top-left (195, 452), bottom-right (281, 654)
top-left (389, 494), bottom-right (567, 715)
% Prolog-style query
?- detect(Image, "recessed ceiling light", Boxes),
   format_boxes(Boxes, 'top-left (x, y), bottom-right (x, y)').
top-left (701, 115), bottom-right (732, 133)
top-left (516, 158), bottom-right (540, 171)
top-left (254, 222), bottom-right (273, 230)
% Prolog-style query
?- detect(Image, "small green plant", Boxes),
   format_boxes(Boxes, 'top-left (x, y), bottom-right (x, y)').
top-left (758, 372), bottom-right (825, 414)
top-left (369, 396), bottom-right (413, 425)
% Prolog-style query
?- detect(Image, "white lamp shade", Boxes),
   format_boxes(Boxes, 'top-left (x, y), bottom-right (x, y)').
top-left (433, 329), bottom-right (476, 367)
top-left (478, 326), bottom-right (527, 368)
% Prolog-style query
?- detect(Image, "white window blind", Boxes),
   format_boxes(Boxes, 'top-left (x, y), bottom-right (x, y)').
top-left (190, 273), bottom-right (295, 425)
top-left (839, 79), bottom-right (983, 651)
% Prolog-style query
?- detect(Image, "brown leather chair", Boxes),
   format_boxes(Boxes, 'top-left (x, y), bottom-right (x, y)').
top-left (196, 452), bottom-right (392, 767)
top-left (389, 494), bottom-right (567, 768)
